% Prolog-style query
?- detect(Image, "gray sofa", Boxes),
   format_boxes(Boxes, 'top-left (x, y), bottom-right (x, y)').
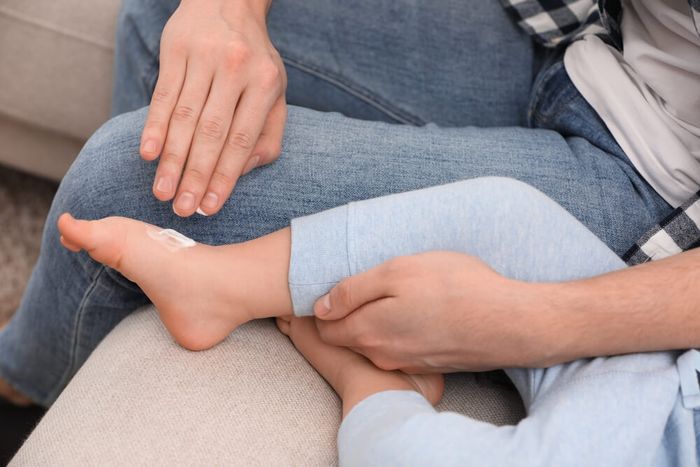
top-left (1, 1), bottom-right (524, 465)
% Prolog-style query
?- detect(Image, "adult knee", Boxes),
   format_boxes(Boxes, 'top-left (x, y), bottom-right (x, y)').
top-left (55, 108), bottom-right (153, 221)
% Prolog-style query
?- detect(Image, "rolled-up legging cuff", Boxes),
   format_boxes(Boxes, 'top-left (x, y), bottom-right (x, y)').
top-left (289, 204), bottom-right (350, 316)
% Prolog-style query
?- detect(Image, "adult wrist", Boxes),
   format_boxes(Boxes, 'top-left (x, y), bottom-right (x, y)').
top-left (446, 279), bottom-right (572, 371)
top-left (230, 0), bottom-right (271, 22)
top-left (509, 281), bottom-right (579, 368)
top-left (181, 0), bottom-right (271, 23)
top-left (524, 281), bottom-right (607, 367)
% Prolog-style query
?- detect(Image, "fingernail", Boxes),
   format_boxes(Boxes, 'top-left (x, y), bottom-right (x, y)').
top-left (202, 192), bottom-right (219, 210)
top-left (176, 192), bottom-right (195, 212)
top-left (317, 294), bottom-right (331, 315)
top-left (155, 177), bottom-right (172, 194)
top-left (196, 207), bottom-right (208, 216)
top-left (143, 140), bottom-right (157, 155)
top-left (243, 156), bottom-right (261, 175)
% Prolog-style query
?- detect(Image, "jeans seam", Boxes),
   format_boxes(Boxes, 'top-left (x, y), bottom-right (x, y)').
top-left (140, 55), bottom-right (160, 99)
top-left (528, 62), bottom-right (578, 128)
top-left (281, 54), bottom-right (426, 126)
top-left (48, 266), bottom-right (106, 403)
top-left (527, 62), bottom-right (562, 125)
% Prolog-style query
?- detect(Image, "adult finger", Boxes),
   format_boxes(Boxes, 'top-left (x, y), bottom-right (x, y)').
top-left (242, 96), bottom-right (287, 175)
top-left (152, 60), bottom-right (212, 204)
top-left (201, 87), bottom-right (278, 214)
top-left (140, 47), bottom-right (186, 161)
top-left (314, 299), bottom-right (388, 347)
top-left (173, 70), bottom-right (241, 216)
top-left (314, 264), bottom-right (393, 320)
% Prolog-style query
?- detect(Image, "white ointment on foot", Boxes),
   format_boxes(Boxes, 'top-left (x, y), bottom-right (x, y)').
top-left (147, 228), bottom-right (196, 252)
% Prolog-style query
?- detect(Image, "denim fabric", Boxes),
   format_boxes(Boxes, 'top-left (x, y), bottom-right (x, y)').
top-left (113, 0), bottom-right (538, 127)
top-left (1, 0), bottom-right (672, 410)
top-left (289, 178), bottom-right (697, 465)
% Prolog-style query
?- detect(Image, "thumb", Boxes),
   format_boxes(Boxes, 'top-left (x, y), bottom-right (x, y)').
top-left (314, 264), bottom-right (390, 320)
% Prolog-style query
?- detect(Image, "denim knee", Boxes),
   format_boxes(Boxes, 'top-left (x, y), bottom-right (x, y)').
top-left (56, 108), bottom-right (152, 222)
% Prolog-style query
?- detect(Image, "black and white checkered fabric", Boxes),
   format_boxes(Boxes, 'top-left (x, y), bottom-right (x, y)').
top-left (500, 0), bottom-right (607, 47)
top-left (623, 193), bottom-right (700, 265)
top-left (502, 0), bottom-right (700, 265)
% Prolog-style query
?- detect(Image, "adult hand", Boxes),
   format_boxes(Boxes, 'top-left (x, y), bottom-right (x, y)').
top-left (140, 0), bottom-right (287, 217)
top-left (314, 252), bottom-right (561, 373)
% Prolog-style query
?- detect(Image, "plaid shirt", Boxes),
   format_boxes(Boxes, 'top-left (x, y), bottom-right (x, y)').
top-left (501, 0), bottom-right (700, 265)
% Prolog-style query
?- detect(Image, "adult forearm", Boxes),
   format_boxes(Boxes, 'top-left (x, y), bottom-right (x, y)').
top-left (179, 0), bottom-right (271, 22)
top-left (234, 0), bottom-right (272, 18)
top-left (532, 248), bottom-right (700, 366)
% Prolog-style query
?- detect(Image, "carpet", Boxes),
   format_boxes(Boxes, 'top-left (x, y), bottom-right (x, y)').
top-left (0, 166), bottom-right (56, 463)
top-left (0, 166), bottom-right (57, 324)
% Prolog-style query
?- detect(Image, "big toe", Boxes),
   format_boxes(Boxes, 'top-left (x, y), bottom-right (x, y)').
top-left (57, 213), bottom-right (128, 268)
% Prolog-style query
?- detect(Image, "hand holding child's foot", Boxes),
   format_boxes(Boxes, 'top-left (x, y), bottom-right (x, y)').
top-left (276, 316), bottom-right (444, 417)
top-left (58, 213), bottom-right (293, 351)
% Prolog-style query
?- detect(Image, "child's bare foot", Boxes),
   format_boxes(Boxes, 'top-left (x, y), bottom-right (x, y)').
top-left (0, 321), bottom-right (33, 406)
top-left (277, 316), bottom-right (444, 417)
top-left (58, 213), bottom-right (292, 351)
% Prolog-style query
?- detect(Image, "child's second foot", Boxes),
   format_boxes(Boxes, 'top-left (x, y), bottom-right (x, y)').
top-left (58, 214), bottom-right (275, 351)
top-left (277, 317), bottom-right (444, 417)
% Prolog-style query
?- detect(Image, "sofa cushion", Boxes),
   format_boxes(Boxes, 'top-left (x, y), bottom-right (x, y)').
top-left (12, 307), bottom-right (524, 466)
top-left (0, 0), bottom-right (121, 141)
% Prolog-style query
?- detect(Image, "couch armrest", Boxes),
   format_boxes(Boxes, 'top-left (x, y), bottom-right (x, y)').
top-left (13, 307), bottom-right (523, 466)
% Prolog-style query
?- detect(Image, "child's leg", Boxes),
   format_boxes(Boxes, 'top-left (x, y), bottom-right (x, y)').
top-left (56, 173), bottom-right (624, 353)
top-left (282, 177), bottom-right (692, 464)
top-left (57, 214), bottom-right (297, 351)
top-left (57, 177), bottom-right (693, 463)
top-left (1, 99), bottom-right (668, 408)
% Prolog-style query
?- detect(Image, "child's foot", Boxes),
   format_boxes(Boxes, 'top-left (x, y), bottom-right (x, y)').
top-left (0, 321), bottom-right (33, 406)
top-left (277, 316), bottom-right (444, 417)
top-left (58, 214), bottom-right (288, 351)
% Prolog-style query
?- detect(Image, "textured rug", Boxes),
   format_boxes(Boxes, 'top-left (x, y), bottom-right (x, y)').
top-left (0, 166), bottom-right (57, 324)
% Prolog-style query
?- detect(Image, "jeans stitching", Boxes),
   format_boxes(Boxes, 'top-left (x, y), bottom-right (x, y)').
top-left (528, 62), bottom-right (578, 128)
top-left (48, 266), bottom-right (106, 403)
top-left (281, 54), bottom-right (426, 126)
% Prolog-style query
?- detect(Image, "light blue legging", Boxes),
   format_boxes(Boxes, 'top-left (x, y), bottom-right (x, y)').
top-left (288, 178), bottom-right (696, 466)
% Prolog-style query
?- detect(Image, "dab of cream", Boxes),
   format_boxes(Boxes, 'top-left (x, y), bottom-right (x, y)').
top-left (147, 228), bottom-right (196, 252)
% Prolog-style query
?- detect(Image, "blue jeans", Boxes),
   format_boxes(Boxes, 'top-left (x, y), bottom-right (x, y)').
top-left (1, 0), bottom-right (672, 409)
top-left (288, 178), bottom-right (697, 465)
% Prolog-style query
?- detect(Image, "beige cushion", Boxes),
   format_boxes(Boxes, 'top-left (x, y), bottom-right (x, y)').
top-left (0, 0), bottom-right (121, 179)
top-left (0, 116), bottom-right (82, 181)
top-left (12, 307), bottom-right (524, 466)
